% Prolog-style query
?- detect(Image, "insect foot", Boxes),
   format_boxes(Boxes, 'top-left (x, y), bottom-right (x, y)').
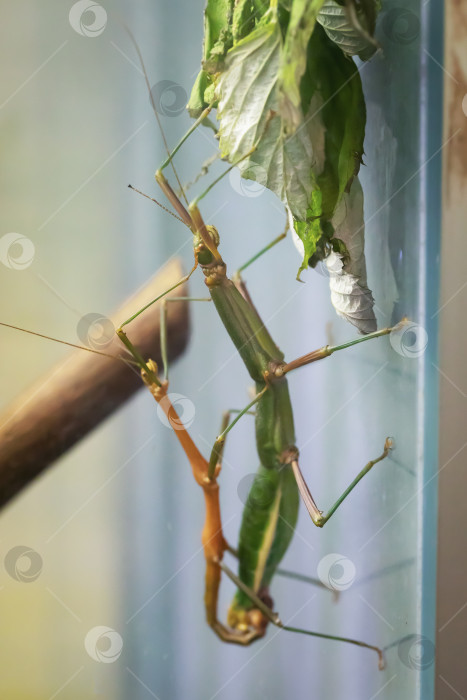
top-left (314, 513), bottom-right (326, 528)
top-left (280, 446), bottom-right (299, 465)
top-left (227, 603), bottom-right (269, 639)
top-left (264, 360), bottom-right (287, 381)
top-left (385, 436), bottom-right (395, 452)
top-left (140, 359), bottom-right (168, 399)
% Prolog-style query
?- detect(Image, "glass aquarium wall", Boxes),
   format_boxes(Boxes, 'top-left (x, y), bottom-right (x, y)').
top-left (0, 1), bottom-right (442, 699)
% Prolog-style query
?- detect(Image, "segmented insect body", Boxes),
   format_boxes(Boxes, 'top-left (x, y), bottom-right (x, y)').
top-left (198, 234), bottom-right (299, 632)
top-left (120, 190), bottom-right (393, 665)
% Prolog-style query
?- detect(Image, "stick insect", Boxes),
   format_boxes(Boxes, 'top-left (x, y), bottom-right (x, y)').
top-left (0, 16), bottom-right (401, 672)
top-left (111, 37), bottom-right (402, 670)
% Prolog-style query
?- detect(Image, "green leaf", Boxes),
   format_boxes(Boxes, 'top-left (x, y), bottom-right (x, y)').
top-left (327, 178), bottom-right (376, 333)
top-left (187, 70), bottom-right (212, 118)
top-left (206, 2), bottom-right (370, 299)
top-left (291, 178), bottom-right (376, 333)
top-left (203, 0), bottom-right (234, 65)
top-left (187, 0), bottom-right (234, 116)
top-left (290, 23), bottom-right (366, 273)
top-left (309, 24), bottom-right (366, 217)
top-left (232, 0), bottom-right (260, 42)
top-left (317, 0), bottom-right (379, 60)
top-left (276, 0), bottom-right (326, 131)
top-left (216, 17), bottom-right (323, 222)
top-left (291, 188), bottom-right (328, 278)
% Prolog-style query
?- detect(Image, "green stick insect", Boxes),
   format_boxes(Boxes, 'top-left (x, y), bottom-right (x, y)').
top-left (113, 2), bottom-right (403, 669)
top-left (118, 179), bottom-right (396, 667)
top-left (0, 0), bottom-right (402, 671)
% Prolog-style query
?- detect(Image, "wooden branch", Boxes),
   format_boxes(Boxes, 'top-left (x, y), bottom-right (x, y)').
top-left (0, 258), bottom-right (190, 509)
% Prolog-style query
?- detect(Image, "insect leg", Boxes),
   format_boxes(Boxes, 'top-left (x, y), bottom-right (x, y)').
top-left (275, 566), bottom-right (339, 601)
top-left (208, 386), bottom-right (268, 479)
top-left (157, 104), bottom-right (214, 182)
top-left (116, 284), bottom-right (198, 383)
top-left (116, 328), bottom-right (161, 386)
top-left (117, 264), bottom-right (198, 332)
top-left (116, 324), bottom-right (262, 644)
top-left (188, 144), bottom-right (257, 211)
top-left (206, 404), bottom-right (257, 482)
top-left (217, 558), bottom-right (385, 668)
top-left (278, 320), bottom-right (410, 377)
top-left (291, 438), bottom-right (394, 527)
top-left (233, 216), bottom-right (289, 280)
top-left (159, 296), bottom-right (211, 381)
top-left (149, 104), bottom-right (224, 261)
top-left (208, 406), bottom-right (256, 493)
top-left (137, 377), bottom-right (263, 646)
top-left (225, 543), bottom-right (337, 598)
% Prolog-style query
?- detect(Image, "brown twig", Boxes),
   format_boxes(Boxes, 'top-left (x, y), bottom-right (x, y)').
top-left (0, 258), bottom-right (190, 509)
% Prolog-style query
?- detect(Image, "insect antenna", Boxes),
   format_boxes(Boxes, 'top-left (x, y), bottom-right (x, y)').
top-left (127, 184), bottom-right (186, 226)
top-left (123, 25), bottom-right (189, 207)
top-left (0, 322), bottom-right (139, 367)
